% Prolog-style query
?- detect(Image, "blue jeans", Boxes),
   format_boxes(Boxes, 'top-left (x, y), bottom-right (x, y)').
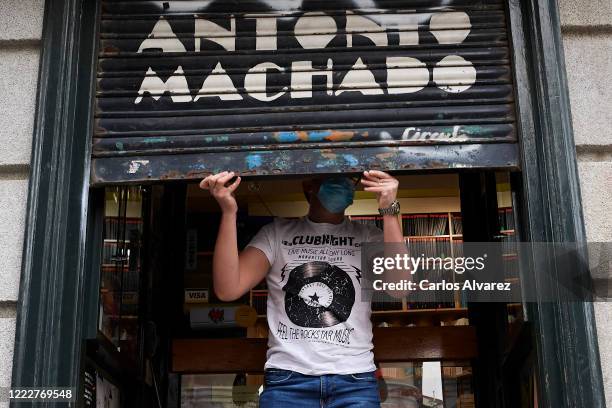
top-left (259, 368), bottom-right (381, 408)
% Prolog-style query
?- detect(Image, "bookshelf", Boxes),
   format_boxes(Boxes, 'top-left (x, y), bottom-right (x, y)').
top-left (99, 202), bottom-right (143, 357)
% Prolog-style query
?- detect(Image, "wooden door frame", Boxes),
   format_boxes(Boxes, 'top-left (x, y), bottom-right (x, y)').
top-left (10, 0), bottom-right (606, 407)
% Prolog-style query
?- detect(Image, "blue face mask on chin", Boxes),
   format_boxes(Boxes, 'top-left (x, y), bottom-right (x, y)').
top-left (316, 177), bottom-right (355, 214)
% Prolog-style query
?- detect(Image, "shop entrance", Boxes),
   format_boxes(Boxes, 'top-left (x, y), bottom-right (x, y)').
top-left (12, 0), bottom-right (604, 404)
top-left (80, 170), bottom-right (534, 407)
top-left (80, 1), bottom-right (532, 404)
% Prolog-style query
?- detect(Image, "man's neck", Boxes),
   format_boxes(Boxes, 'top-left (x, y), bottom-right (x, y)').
top-left (307, 211), bottom-right (345, 224)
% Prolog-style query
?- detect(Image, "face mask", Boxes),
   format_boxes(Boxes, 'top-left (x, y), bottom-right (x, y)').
top-left (316, 176), bottom-right (355, 213)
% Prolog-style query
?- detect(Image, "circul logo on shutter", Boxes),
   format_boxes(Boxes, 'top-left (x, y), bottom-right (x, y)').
top-left (132, 11), bottom-right (477, 104)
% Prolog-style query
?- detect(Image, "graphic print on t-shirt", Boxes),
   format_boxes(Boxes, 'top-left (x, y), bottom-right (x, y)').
top-left (249, 218), bottom-right (380, 361)
top-left (283, 261), bottom-right (356, 328)
top-left (270, 227), bottom-right (370, 348)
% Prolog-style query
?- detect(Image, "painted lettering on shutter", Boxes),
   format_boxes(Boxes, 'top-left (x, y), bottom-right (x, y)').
top-left (92, 0), bottom-right (518, 184)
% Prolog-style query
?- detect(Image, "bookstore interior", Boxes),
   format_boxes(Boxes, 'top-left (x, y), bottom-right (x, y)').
top-left (81, 170), bottom-right (533, 408)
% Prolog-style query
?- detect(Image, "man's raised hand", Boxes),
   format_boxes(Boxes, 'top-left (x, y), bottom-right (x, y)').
top-left (360, 170), bottom-right (399, 209)
top-left (199, 171), bottom-right (241, 213)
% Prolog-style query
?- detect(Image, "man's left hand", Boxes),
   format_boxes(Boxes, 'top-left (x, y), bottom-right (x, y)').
top-left (360, 170), bottom-right (399, 209)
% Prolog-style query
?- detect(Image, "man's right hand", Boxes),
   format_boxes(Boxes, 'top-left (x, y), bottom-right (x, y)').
top-left (199, 171), bottom-right (241, 213)
top-left (199, 171), bottom-right (269, 301)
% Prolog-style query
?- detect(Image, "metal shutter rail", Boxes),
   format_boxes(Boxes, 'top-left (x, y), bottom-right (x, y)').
top-left (92, 0), bottom-right (518, 185)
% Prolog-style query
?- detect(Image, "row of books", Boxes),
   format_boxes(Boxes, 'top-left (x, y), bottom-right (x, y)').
top-left (351, 212), bottom-right (467, 237)
top-left (403, 214), bottom-right (450, 237)
top-left (351, 209), bottom-right (513, 237)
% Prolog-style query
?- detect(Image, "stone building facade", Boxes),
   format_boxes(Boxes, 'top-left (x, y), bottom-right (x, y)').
top-left (0, 2), bottom-right (44, 407)
top-left (560, 0), bottom-right (612, 404)
top-left (0, 0), bottom-right (609, 406)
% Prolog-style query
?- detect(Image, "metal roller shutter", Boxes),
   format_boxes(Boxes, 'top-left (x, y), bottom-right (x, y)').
top-left (92, 0), bottom-right (518, 185)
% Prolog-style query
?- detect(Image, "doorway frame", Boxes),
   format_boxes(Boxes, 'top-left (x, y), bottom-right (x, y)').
top-left (10, 0), bottom-right (606, 407)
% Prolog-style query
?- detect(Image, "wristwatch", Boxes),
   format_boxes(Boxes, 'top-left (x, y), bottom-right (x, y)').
top-left (378, 200), bottom-right (400, 216)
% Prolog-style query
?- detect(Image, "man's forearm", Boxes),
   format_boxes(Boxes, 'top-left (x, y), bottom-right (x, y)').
top-left (382, 214), bottom-right (403, 243)
top-left (212, 211), bottom-right (241, 299)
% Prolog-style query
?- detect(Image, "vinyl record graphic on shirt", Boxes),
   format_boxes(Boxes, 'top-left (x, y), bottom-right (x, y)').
top-left (283, 261), bottom-right (355, 328)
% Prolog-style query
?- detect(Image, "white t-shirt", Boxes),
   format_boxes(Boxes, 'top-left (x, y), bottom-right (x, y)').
top-left (247, 216), bottom-right (384, 375)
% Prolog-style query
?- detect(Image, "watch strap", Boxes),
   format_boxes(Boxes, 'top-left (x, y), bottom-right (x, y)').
top-left (378, 200), bottom-right (400, 215)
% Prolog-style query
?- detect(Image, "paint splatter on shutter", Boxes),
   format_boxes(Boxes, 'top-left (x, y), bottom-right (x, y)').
top-left (92, 0), bottom-right (518, 185)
